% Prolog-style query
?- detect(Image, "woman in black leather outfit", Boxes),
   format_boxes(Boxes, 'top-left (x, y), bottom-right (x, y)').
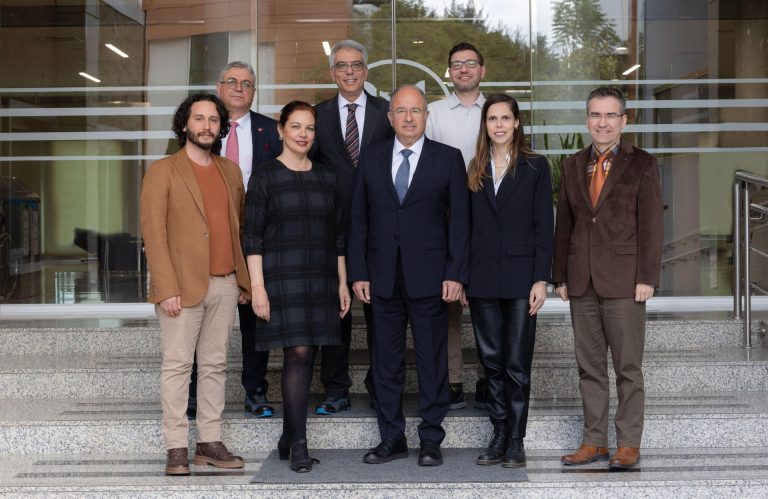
top-left (463, 94), bottom-right (554, 467)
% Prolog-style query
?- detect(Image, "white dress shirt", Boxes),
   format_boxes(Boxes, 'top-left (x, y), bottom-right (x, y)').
top-left (426, 92), bottom-right (485, 169)
top-left (338, 92), bottom-right (367, 141)
top-left (220, 112), bottom-right (253, 188)
top-left (391, 135), bottom-right (425, 187)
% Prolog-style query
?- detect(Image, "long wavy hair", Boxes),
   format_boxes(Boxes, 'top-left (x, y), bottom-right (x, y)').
top-left (467, 94), bottom-right (533, 192)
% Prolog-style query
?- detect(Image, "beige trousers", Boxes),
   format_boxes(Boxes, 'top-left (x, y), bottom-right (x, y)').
top-left (158, 273), bottom-right (239, 449)
top-left (570, 282), bottom-right (646, 448)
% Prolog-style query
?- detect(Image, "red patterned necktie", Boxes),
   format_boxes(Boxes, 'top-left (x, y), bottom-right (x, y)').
top-left (225, 121), bottom-right (239, 165)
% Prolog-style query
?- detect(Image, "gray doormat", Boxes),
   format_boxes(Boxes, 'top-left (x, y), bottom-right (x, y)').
top-left (252, 448), bottom-right (527, 484)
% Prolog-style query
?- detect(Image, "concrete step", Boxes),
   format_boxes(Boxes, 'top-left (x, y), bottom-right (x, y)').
top-left (1, 392), bottom-right (767, 455)
top-left (1, 347), bottom-right (766, 400)
top-left (0, 317), bottom-right (750, 356)
top-left (2, 448), bottom-right (767, 498)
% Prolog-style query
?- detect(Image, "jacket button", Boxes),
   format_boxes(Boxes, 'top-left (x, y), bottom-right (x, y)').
top-left (592, 217), bottom-right (596, 223)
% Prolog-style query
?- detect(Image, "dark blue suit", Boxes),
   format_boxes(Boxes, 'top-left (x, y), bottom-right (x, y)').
top-left (467, 154), bottom-right (553, 437)
top-left (348, 136), bottom-right (470, 443)
top-left (311, 92), bottom-right (393, 400)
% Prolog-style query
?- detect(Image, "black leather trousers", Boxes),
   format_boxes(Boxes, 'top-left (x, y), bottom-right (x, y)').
top-left (469, 298), bottom-right (537, 438)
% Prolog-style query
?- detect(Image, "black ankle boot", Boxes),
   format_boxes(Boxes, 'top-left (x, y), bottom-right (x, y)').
top-left (502, 437), bottom-right (526, 468)
top-left (290, 439), bottom-right (314, 473)
top-left (277, 433), bottom-right (290, 460)
top-left (476, 419), bottom-right (508, 465)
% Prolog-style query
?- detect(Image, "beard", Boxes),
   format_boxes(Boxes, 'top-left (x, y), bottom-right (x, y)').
top-left (453, 78), bottom-right (480, 93)
top-left (186, 130), bottom-right (216, 151)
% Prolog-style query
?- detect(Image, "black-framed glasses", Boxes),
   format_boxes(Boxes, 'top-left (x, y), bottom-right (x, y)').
top-left (333, 61), bottom-right (366, 72)
top-left (219, 78), bottom-right (253, 90)
top-left (449, 59), bottom-right (480, 70)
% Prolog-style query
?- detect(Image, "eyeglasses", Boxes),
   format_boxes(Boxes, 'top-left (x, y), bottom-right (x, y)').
top-left (588, 112), bottom-right (625, 121)
top-left (449, 59), bottom-right (481, 70)
top-left (333, 61), bottom-right (366, 72)
top-left (392, 107), bottom-right (425, 116)
top-left (219, 78), bottom-right (253, 90)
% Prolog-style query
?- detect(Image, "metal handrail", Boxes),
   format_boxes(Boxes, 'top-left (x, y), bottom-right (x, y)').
top-left (733, 171), bottom-right (768, 348)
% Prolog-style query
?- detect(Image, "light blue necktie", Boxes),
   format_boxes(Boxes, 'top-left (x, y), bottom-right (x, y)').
top-left (395, 149), bottom-right (412, 203)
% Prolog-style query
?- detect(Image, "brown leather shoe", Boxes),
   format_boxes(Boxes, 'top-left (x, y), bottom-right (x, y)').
top-left (165, 448), bottom-right (190, 475)
top-left (609, 446), bottom-right (640, 468)
top-left (560, 444), bottom-right (609, 465)
top-left (194, 441), bottom-right (245, 469)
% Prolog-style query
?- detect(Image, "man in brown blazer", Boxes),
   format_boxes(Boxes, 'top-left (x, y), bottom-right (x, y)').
top-left (552, 87), bottom-right (663, 469)
top-left (141, 93), bottom-right (251, 475)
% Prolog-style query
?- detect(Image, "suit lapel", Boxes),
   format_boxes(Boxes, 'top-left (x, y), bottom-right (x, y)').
top-left (594, 141), bottom-right (633, 212)
top-left (574, 147), bottom-right (594, 213)
top-left (174, 150), bottom-right (207, 222)
top-left (361, 91), bottom-right (384, 148)
top-left (402, 138), bottom-right (437, 205)
top-left (482, 162), bottom-right (499, 215)
top-left (496, 157), bottom-right (527, 211)
top-left (378, 141), bottom-right (399, 205)
top-left (324, 96), bottom-right (352, 167)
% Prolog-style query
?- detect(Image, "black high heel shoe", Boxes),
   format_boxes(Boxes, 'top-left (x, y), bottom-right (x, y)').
top-left (277, 434), bottom-right (290, 461)
top-left (290, 439), bottom-right (318, 473)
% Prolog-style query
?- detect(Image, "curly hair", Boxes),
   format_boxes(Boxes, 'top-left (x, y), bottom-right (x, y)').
top-left (171, 93), bottom-right (230, 152)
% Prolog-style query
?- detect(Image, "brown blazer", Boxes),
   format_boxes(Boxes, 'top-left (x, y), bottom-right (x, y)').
top-left (140, 149), bottom-right (250, 307)
top-left (552, 141), bottom-right (663, 299)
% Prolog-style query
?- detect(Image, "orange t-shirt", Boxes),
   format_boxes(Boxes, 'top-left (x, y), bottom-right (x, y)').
top-left (191, 159), bottom-right (235, 276)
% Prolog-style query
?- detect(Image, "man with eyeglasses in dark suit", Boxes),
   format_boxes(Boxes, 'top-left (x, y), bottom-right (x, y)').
top-left (311, 39), bottom-right (394, 415)
top-left (188, 61), bottom-right (282, 420)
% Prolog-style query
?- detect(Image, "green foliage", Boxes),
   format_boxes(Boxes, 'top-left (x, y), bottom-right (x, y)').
top-left (543, 130), bottom-right (585, 206)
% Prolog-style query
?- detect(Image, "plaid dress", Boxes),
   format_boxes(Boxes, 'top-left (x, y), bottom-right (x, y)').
top-left (243, 159), bottom-right (344, 349)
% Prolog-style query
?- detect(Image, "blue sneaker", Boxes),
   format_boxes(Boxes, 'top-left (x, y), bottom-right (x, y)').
top-left (245, 391), bottom-right (274, 418)
top-left (314, 396), bottom-right (351, 415)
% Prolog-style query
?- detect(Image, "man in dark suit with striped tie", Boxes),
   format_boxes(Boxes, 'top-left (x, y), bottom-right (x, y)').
top-left (311, 40), bottom-right (394, 414)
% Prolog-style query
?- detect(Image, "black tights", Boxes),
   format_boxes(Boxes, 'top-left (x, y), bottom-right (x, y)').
top-left (281, 345), bottom-right (317, 444)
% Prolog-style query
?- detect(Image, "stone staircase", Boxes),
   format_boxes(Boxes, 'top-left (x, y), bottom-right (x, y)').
top-left (1, 312), bottom-right (767, 497)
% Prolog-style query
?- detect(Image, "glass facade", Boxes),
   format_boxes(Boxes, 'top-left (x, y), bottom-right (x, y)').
top-left (0, 0), bottom-right (766, 304)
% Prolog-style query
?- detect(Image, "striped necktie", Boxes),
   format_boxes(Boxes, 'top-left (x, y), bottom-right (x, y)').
top-left (344, 103), bottom-right (360, 166)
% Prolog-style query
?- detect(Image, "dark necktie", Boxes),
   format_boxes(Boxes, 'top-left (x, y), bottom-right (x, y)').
top-left (344, 103), bottom-right (360, 166)
top-left (395, 149), bottom-right (412, 203)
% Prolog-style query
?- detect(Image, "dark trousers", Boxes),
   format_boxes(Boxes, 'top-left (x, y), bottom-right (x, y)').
top-left (469, 298), bottom-right (536, 438)
top-left (371, 258), bottom-right (449, 444)
top-left (190, 303), bottom-right (270, 398)
top-left (570, 282), bottom-right (646, 447)
top-left (319, 283), bottom-right (374, 400)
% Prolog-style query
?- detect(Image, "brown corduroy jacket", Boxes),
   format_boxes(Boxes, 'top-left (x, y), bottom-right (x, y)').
top-left (552, 141), bottom-right (663, 298)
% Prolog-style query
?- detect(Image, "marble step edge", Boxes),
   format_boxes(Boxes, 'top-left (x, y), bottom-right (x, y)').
top-left (0, 320), bottom-right (752, 355)
top-left (1, 479), bottom-right (768, 499)
top-left (2, 361), bottom-right (767, 399)
top-left (2, 411), bottom-right (768, 454)
top-left (2, 360), bottom-right (768, 399)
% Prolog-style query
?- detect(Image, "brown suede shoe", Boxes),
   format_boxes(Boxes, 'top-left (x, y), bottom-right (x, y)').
top-left (194, 441), bottom-right (245, 469)
top-left (560, 444), bottom-right (609, 465)
top-left (165, 448), bottom-right (190, 475)
top-left (609, 446), bottom-right (640, 468)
